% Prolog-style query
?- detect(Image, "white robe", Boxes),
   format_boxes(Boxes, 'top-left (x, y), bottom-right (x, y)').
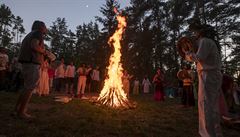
top-left (38, 61), bottom-right (49, 95)
top-left (142, 78), bottom-right (151, 93)
top-left (185, 37), bottom-right (223, 137)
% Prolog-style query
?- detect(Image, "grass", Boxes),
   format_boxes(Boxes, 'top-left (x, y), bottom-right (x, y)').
top-left (0, 92), bottom-right (239, 137)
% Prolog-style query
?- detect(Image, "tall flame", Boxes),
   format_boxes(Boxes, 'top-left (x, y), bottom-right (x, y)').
top-left (97, 8), bottom-right (129, 108)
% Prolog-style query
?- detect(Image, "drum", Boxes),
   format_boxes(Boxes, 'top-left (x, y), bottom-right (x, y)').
top-left (46, 50), bottom-right (56, 61)
top-left (177, 70), bottom-right (190, 80)
top-left (176, 36), bottom-right (198, 58)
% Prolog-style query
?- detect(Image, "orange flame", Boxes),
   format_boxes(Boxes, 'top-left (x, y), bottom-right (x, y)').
top-left (97, 9), bottom-right (129, 108)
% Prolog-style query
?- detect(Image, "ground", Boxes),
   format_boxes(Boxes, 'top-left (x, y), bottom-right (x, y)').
top-left (0, 92), bottom-right (239, 137)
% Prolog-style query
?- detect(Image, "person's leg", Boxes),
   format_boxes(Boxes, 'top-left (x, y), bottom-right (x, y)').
top-left (77, 77), bottom-right (82, 97)
top-left (96, 81), bottom-right (100, 92)
top-left (189, 85), bottom-right (195, 106)
top-left (60, 78), bottom-right (64, 92)
top-left (55, 78), bottom-right (60, 92)
top-left (94, 80), bottom-right (98, 92)
top-left (49, 78), bottom-right (53, 92)
top-left (17, 89), bottom-right (34, 116)
top-left (81, 77), bottom-right (87, 95)
top-left (70, 78), bottom-right (74, 96)
top-left (16, 64), bottom-right (40, 118)
top-left (182, 86), bottom-right (187, 106)
top-left (65, 78), bottom-right (69, 94)
top-left (198, 71), bottom-right (223, 137)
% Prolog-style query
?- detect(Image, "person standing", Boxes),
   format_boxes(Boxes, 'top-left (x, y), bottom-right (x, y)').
top-left (133, 77), bottom-right (140, 95)
top-left (48, 62), bottom-right (55, 92)
top-left (182, 65), bottom-right (195, 107)
top-left (153, 69), bottom-right (165, 101)
top-left (184, 21), bottom-right (223, 137)
top-left (38, 58), bottom-right (49, 96)
top-left (233, 82), bottom-right (240, 106)
top-left (122, 70), bottom-right (133, 98)
top-left (65, 61), bottom-right (75, 96)
top-left (10, 56), bottom-right (23, 92)
top-left (91, 66), bottom-right (100, 93)
top-left (85, 65), bottom-right (93, 93)
top-left (55, 58), bottom-right (65, 93)
top-left (0, 47), bottom-right (9, 91)
top-left (15, 20), bottom-right (47, 118)
top-left (142, 75), bottom-right (151, 93)
top-left (76, 64), bottom-right (87, 98)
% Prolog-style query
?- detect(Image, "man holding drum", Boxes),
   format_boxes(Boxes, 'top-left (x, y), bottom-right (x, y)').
top-left (14, 20), bottom-right (53, 119)
top-left (181, 21), bottom-right (223, 137)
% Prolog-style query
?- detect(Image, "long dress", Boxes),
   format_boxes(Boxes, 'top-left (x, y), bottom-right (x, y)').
top-left (185, 37), bottom-right (223, 137)
top-left (122, 74), bottom-right (131, 97)
top-left (38, 61), bottom-right (49, 95)
top-left (153, 74), bottom-right (164, 101)
top-left (142, 78), bottom-right (151, 93)
top-left (133, 80), bottom-right (140, 95)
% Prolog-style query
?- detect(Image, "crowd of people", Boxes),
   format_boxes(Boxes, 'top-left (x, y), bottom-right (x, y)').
top-left (1, 45), bottom-right (239, 108)
top-left (1, 44), bottom-right (174, 99)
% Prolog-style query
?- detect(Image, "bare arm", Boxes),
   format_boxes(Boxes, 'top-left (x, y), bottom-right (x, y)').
top-left (30, 39), bottom-right (45, 54)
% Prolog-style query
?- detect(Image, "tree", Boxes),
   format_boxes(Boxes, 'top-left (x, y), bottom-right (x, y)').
top-left (75, 22), bottom-right (100, 65)
top-left (0, 4), bottom-right (14, 48)
top-left (95, 0), bottom-right (121, 69)
top-left (12, 16), bottom-right (25, 43)
top-left (48, 17), bottom-right (69, 59)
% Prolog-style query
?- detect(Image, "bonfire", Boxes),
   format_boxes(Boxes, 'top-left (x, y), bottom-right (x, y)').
top-left (97, 8), bottom-right (135, 109)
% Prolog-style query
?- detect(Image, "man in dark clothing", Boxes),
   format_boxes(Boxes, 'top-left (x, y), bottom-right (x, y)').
top-left (14, 20), bottom-right (47, 119)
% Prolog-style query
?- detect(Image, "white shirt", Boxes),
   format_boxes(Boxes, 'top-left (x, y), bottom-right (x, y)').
top-left (91, 69), bottom-right (100, 81)
top-left (0, 53), bottom-right (9, 71)
top-left (55, 63), bottom-right (65, 78)
top-left (65, 65), bottom-right (75, 78)
top-left (134, 80), bottom-right (140, 86)
top-left (142, 78), bottom-right (151, 86)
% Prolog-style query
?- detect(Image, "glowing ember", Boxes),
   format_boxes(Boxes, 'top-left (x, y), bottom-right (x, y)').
top-left (97, 8), bottom-right (130, 108)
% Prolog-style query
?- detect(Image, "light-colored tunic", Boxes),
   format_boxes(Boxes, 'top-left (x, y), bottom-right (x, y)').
top-left (77, 67), bottom-right (87, 95)
top-left (185, 37), bottom-right (223, 137)
top-left (55, 63), bottom-right (65, 78)
top-left (38, 61), bottom-right (49, 95)
top-left (122, 74), bottom-right (131, 97)
top-left (142, 78), bottom-right (151, 93)
top-left (92, 69), bottom-right (100, 81)
top-left (65, 65), bottom-right (75, 78)
top-left (133, 80), bottom-right (140, 95)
